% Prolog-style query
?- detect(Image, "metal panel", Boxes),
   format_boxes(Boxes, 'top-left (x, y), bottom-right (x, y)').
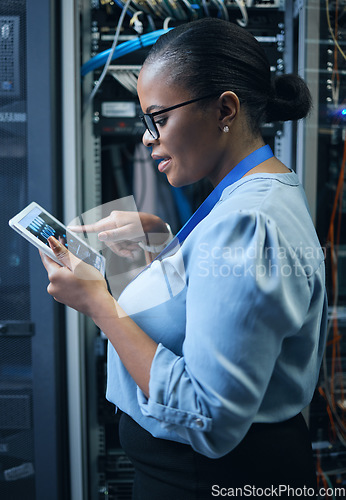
top-left (0, 2), bottom-right (33, 498)
top-left (61, 0), bottom-right (88, 498)
top-left (296, 0), bottom-right (320, 222)
top-left (26, 0), bottom-right (69, 499)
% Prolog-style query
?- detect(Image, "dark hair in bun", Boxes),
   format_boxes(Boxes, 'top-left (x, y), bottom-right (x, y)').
top-left (266, 73), bottom-right (312, 123)
top-left (144, 18), bottom-right (312, 135)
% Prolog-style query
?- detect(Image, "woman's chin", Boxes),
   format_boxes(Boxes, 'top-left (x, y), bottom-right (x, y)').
top-left (166, 175), bottom-right (189, 189)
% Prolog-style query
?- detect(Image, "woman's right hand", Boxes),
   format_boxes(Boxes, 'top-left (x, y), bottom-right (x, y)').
top-left (68, 210), bottom-right (171, 259)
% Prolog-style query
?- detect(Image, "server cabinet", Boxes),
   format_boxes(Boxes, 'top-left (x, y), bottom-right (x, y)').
top-left (298, 0), bottom-right (346, 490)
top-left (0, 1), bottom-right (69, 499)
top-left (57, 0), bottom-right (346, 496)
top-left (76, 1), bottom-right (298, 500)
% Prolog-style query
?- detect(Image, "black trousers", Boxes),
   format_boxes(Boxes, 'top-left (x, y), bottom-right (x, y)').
top-left (119, 412), bottom-right (317, 500)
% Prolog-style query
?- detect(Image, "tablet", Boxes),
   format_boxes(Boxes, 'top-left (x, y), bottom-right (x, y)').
top-left (9, 202), bottom-right (106, 275)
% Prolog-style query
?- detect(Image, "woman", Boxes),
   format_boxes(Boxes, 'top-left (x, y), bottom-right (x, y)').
top-left (41, 18), bottom-right (327, 498)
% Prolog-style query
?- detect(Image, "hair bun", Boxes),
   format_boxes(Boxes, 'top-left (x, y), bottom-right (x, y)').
top-left (265, 74), bottom-right (312, 123)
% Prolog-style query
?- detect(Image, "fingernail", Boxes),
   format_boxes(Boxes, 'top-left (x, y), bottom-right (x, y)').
top-left (48, 236), bottom-right (60, 249)
top-left (98, 233), bottom-right (108, 241)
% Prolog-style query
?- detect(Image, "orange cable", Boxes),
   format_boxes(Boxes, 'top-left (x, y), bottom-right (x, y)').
top-left (319, 386), bottom-right (337, 439)
top-left (327, 137), bottom-right (346, 241)
top-left (326, 137), bottom-right (346, 409)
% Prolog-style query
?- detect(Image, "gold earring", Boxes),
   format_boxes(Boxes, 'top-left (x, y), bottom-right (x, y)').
top-left (223, 126), bottom-right (229, 133)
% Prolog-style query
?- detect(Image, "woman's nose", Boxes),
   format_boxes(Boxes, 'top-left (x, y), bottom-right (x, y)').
top-left (142, 129), bottom-right (157, 148)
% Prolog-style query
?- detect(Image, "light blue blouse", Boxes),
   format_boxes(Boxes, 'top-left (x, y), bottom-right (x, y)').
top-left (106, 171), bottom-right (328, 459)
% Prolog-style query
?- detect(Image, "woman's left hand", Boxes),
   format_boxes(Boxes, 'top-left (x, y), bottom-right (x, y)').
top-left (41, 236), bottom-right (156, 399)
top-left (40, 236), bottom-right (113, 319)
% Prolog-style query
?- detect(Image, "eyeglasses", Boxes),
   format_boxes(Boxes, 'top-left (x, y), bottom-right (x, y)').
top-left (139, 93), bottom-right (218, 140)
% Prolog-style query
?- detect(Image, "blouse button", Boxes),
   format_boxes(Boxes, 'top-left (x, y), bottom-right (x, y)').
top-left (194, 418), bottom-right (204, 428)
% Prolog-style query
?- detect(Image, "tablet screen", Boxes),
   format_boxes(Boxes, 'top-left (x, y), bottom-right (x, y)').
top-left (18, 206), bottom-right (104, 272)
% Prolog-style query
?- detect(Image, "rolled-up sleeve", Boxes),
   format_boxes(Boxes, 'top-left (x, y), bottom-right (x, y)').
top-left (137, 210), bottom-right (318, 458)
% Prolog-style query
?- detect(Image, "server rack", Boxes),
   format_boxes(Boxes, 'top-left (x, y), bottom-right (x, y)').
top-left (299, 0), bottom-right (346, 492)
top-left (75, 1), bottom-right (297, 499)
top-left (0, 1), bottom-right (69, 499)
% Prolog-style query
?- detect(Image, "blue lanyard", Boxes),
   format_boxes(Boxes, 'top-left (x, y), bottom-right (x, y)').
top-left (158, 144), bottom-right (274, 259)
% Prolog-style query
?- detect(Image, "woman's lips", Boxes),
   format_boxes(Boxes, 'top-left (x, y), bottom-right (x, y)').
top-left (157, 158), bottom-right (172, 172)
top-left (152, 154), bottom-right (172, 173)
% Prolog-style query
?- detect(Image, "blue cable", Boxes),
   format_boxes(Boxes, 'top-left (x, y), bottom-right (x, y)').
top-left (81, 28), bottom-right (171, 77)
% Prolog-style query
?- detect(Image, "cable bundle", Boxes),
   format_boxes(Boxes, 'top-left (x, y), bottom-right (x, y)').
top-left (81, 28), bottom-right (170, 77)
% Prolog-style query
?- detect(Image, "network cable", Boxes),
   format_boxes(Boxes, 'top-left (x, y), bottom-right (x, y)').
top-left (81, 28), bottom-right (171, 77)
top-left (84, 0), bottom-right (136, 114)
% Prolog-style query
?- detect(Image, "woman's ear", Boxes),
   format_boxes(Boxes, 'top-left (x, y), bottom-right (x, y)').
top-left (218, 91), bottom-right (240, 131)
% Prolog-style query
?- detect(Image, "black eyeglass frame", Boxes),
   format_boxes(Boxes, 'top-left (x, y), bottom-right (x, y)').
top-left (139, 93), bottom-right (219, 140)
